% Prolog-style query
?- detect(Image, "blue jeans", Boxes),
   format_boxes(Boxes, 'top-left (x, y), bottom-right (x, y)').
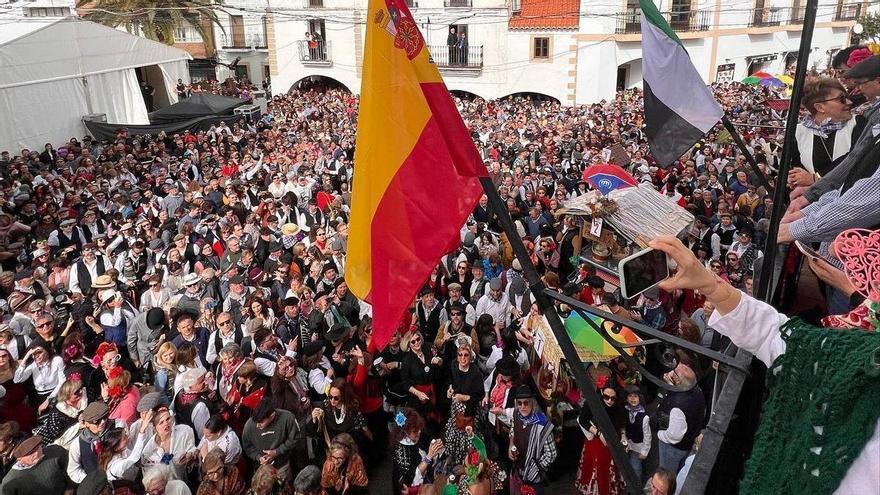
top-left (628, 450), bottom-right (644, 483)
top-left (659, 442), bottom-right (689, 473)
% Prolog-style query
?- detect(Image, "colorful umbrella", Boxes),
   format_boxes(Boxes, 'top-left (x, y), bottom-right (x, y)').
top-left (742, 76), bottom-right (761, 85)
top-left (775, 74), bottom-right (794, 85)
top-left (760, 77), bottom-right (785, 88)
top-left (752, 71), bottom-right (773, 79)
top-left (564, 312), bottom-right (641, 364)
top-left (582, 163), bottom-right (638, 196)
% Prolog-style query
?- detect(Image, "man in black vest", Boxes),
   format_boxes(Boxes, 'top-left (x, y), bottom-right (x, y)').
top-left (48, 218), bottom-right (80, 257)
top-left (250, 327), bottom-right (296, 377)
top-left (173, 368), bottom-right (218, 440)
top-left (416, 286), bottom-right (447, 344)
top-left (69, 244), bottom-right (111, 295)
top-left (76, 210), bottom-right (107, 246)
top-left (657, 360), bottom-right (705, 474)
top-left (297, 198), bottom-right (323, 234)
top-left (67, 401), bottom-right (111, 484)
top-left (206, 311), bottom-right (243, 367)
top-left (276, 297), bottom-right (302, 346)
top-left (712, 213), bottom-right (737, 257)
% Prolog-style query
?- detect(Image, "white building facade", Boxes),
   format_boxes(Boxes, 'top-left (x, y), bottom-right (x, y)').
top-left (265, 0), bottom-right (861, 103)
top-left (0, 0), bottom-right (76, 18)
top-left (268, 0), bottom-right (580, 103)
top-left (577, 0), bottom-right (863, 103)
top-left (212, 0), bottom-right (272, 86)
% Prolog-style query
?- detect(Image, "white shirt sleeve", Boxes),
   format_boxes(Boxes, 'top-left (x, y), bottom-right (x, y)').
top-left (67, 438), bottom-right (88, 483)
top-left (69, 263), bottom-right (81, 294)
top-left (191, 403), bottom-right (210, 440)
top-left (657, 407), bottom-right (688, 445)
top-left (100, 307), bottom-right (123, 327)
top-left (707, 293), bottom-right (788, 368)
top-left (107, 432), bottom-right (147, 481)
top-left (254, 357), bottom-right (277, 377)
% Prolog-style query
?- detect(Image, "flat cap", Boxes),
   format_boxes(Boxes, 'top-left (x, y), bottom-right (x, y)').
top-left (136, 391), bottom-right (169, 413)
top-left (12, 436), bottom-right (41, 459)
top-left (81, 401), bottom-right (109, 423)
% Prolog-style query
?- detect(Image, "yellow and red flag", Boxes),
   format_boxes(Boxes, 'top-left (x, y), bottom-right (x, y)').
top-left (346, 0), bottom-right (486, 349)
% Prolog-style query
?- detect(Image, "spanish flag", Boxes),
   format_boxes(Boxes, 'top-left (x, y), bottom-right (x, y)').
top-left (347, 0), bottom-right (486, 349)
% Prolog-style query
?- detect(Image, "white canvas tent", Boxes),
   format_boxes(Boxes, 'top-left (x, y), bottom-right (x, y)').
top-left (0, 18), bottom-right (192, 152)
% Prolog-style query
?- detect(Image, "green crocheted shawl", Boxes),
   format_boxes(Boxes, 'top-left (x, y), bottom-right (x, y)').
top-left (740, 319), bottom-right (880, 494)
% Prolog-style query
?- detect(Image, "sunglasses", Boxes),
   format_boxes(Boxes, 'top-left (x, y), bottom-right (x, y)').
top-left (36, 321), bottom-right (53, 328)
top-left (516, 400), bottom-right (531, 406)
top-left (149, 283), bottom-right (158, 288)
top-left (603, 394), bottom-right (617, 401)
top-left (816, 94), bottom-right (848, 104)
top-left (410, 337), bottom-right (422, 344)
top-left (329, 395), bottom-right (341, 401)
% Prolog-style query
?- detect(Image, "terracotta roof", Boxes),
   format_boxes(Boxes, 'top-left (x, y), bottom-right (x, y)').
top-left (508, 0), bottom-right (580, 30)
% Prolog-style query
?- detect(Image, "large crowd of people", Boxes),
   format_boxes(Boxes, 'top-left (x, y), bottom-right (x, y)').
top-left (0, 43), bottom-right (877, 495)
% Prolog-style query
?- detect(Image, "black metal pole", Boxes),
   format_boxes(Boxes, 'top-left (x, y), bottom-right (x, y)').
top-left (478, 177), bottom-right (642, 495)
top-left (680, 0), bottom-right (818, 492)
top-left (721, 116), bottom-right (773, 193)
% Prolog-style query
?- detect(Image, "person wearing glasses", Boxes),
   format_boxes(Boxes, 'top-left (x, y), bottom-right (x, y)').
top-left (32, 378), bottom-right (87, 445)
top-left (508, 385), bottom-right (556, 495)
top-left (67, 401), bottom-right (116, 483)
top-left (14, 342), bottom-right (64, 414)
top-left (575, 378), bottom-right (626, 495)
top-left (790, 77), bottom-right (866, 189)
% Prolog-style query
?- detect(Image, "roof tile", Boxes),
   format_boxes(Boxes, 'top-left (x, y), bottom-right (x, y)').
top-left (508, 0), bottom-right (580, 30)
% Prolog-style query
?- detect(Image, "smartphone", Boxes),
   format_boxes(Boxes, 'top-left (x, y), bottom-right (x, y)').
top-left (618, 247), bottom-right (670, 300)
top-left (794, 240), bottom-right (820, 259)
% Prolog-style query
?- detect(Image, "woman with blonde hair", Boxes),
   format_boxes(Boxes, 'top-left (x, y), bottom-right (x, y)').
top-left (152, 341), bottom-right (178, 402)
top-left (102, 367), bottom-right (140, 426)
top-left (32, 378), bottom-right (87, 444)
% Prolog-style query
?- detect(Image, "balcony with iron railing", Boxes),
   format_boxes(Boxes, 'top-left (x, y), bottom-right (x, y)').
top-left (445, 0), bottom-right (472, 7)
top-left (834, 2), bottom-right (862, 21)
top-left (297, 40), bottom-right (332, 66)
top-left (221, 33), bottom-right (268, 50)
top-left (429, 45), bottom-right (483, 73)
top-left (615, 9), bottom-right (711, 34)
top-left (749, 6), bottom-right (807, 27)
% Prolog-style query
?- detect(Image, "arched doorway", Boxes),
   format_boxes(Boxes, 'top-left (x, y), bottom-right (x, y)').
top-left (288, 75), bottom-right (352, 93)
top-left (616, 58), bottom-right (642, 91)
top-left (450, 89), bottom-right (483, 100)
top-left (499, 92), bottom-right (560, 104)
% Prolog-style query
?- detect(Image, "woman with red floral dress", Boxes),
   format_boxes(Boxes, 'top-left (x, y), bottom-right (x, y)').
top-left (575, 380), bottom-right (626, 495)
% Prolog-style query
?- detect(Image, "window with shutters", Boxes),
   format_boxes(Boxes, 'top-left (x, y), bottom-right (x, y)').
top-left (533, 37), bottom-right (549, 60)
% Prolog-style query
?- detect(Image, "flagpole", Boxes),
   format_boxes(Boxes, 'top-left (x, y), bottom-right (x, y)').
top-left (477, 177), bottom-right (643, 495)
top-left (680, 0), bottom-right (819, 492)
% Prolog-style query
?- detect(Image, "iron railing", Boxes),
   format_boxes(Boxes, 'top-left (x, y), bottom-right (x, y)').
top-left (306, 0), bottom-right (324, 7)
top-left (429, 44), bottom-right (483, 69)
top-left (444, 0), bottom-right (472, 7)
top-left (615, 9), bottom-right (711, 34)
top-left (749, 6), bottom-right (806, 27)
top-left (297, 40), bottom-right (331, 64)
top-left (834, 2), bottom-right (862, 21)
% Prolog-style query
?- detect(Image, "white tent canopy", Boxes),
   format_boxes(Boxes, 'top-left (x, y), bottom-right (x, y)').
top-left (0, 18), bottom-right (192, 152)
